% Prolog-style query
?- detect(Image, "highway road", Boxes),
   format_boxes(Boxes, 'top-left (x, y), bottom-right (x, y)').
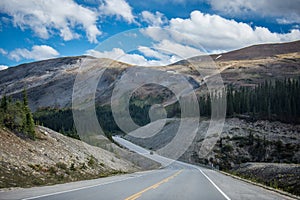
top-left (0, 137), bottom-right (295, 200)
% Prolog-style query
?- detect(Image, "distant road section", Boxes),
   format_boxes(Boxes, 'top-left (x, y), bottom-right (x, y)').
top-left (0, 137), bottom-right (295, 200)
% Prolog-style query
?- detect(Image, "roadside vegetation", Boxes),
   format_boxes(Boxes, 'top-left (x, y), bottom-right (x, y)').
top-left (0, 89), bottom-right (35, 140)
top-left (230, 163), bottom-right (300, 196)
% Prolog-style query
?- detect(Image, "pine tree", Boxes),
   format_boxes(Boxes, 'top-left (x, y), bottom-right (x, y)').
top-left (0, 95), bottom-right (7, 111)
top-left (22, 88), bottom-right (36, 140)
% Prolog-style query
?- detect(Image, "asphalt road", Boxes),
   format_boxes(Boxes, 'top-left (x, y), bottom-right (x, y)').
top-left (0, 137), bottom-right (295, 200)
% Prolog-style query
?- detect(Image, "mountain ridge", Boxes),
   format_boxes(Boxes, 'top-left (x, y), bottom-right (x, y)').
top-left (0, 40), bottom-right (299, 111)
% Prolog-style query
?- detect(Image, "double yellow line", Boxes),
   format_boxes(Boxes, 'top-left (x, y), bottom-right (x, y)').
top-left (125, 170), bottom-right (183, 200)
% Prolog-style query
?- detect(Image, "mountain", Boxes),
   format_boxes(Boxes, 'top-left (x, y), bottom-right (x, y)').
top-left (0, 56), bottom-right (129, 111)
top-left (175, 40), bottom-right (300, 87)
top-left (0, 40), bottom-right (300, 111)
top-left (209, 40), bottom-right (300, 61)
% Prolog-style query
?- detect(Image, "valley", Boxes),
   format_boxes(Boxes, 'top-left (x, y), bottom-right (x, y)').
top-left (0, 40), bottom-right (300, 198)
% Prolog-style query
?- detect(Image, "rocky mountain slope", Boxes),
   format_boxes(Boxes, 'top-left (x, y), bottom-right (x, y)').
top-left (0, 56), bottom-right (131, 111)
top-left (125, 118), bottom-right (300, 167)
top-left (0, 126), bottom-right (159, 188)
top-left (210, 40), bottom-right (300, 61)
top-left (0, 41), bottom-right (299, 111)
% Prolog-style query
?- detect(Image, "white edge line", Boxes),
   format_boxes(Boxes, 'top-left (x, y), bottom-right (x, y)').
top-left (23, 170), bottom-right (163, 200)
top-left (176, 161), bottom-right (231, 200)
top-left (197, 168), bottom-right (231, 200)
top-left (22, 176), bottom-right (134, 200)
top-left (114, 137), bottom-right (231, 200)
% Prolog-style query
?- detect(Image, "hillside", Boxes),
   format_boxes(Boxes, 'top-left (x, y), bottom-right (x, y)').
top-left (209, 40), bottom-right (300, 61)
top-left (0, 126), bottom-right (159, 188)
top-left (169, 41), bottom-right (300, 87)
top-left (125, 118), bottom-right (300, 166)
top-left (0, 56), bottom-right (132, 111)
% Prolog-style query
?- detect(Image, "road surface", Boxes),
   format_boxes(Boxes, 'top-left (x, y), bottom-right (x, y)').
top-left (0, 137), bottom-right (295, 200)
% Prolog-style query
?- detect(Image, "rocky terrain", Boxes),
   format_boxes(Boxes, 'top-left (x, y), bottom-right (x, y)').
top-left (232, 163), bottom-right (300, 196)
top-left (0, 126), bottom-right (159, 188)
top-left (125, 118), bottom-right (300, 167)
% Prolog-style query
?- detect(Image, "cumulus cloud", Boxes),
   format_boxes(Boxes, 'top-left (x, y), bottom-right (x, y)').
top-left (0, 0), bottom-right (101, 43)
top-left (141, 11), bottom-right (167, 26)
top-left (87, 9), bottom-right (300, 66)
top-left (0, 65), bottom-right (8, 71)
top-left (9, 45), bottom-right (59, 62)
top-left (99, 0), bottom-right (135, 23)
top-left (208, 0), bottom-right (300, 24)
top-left (149, 0), bottom-right (300, 24)
top-left (142, 11), bottom-right (300, 52)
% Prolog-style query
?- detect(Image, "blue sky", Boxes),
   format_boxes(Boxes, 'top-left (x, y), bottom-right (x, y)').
top-left (0, 0), bottom-right (299, 69)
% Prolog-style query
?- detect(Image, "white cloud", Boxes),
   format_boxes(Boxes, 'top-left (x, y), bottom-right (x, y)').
top-left (0, 48), bottom-right (7, 55)
top-left (141, 11), bottom-right (167, 26)
top-left (142, 11), bottom-right (300, 52)
top-left (0, 65), bottom-right (8, 71)
top-left (208, 0), bottom-right (300, 24)
top-left (142, 0), bottom-right (300, 24)
top-left (86, 48), bottom-right (180, 66)
top-left (9, 45), bottom-right (59, 62)
top-left (87, 9), bottom-right (300, 67)
top-left (153, 40), bottom-right (204, 59)
top-left (138, 46), bottom-right (168, 60)
top-left (0, 0), bottom-right (101, 43)
top-left (99, 0), bottom-right (135, 23)
top-left (277, 15), bottom-right (300, 25)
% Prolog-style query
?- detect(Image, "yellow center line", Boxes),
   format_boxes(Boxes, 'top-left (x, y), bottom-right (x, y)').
top-left (124, 170), bottom-right (183, 200)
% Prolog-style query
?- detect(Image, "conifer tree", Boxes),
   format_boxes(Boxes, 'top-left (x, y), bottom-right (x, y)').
top-left (22, 88), bottom-right (36, 139)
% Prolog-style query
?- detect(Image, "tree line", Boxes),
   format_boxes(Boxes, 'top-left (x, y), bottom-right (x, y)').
top-left (32, 77), bottom-right (300, 141)
top-left (198, 77), bottom-right (300, 123)
top-left (33, 103), bottom-right (158, 140)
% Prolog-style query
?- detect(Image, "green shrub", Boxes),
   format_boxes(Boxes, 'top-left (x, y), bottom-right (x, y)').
top-left (70, 163), bottom-right (76, 171)
top-left (88, 155), bottom-right (96, 167)
top-left (56, 162), bottom-right (67, 170)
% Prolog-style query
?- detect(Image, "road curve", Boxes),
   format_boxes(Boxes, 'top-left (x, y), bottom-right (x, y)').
top-left (0, 137), bottom-right (295, 200)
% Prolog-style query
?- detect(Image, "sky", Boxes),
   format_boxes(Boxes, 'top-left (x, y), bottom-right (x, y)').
top-left (0, 0), bottom-right (300, 69)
